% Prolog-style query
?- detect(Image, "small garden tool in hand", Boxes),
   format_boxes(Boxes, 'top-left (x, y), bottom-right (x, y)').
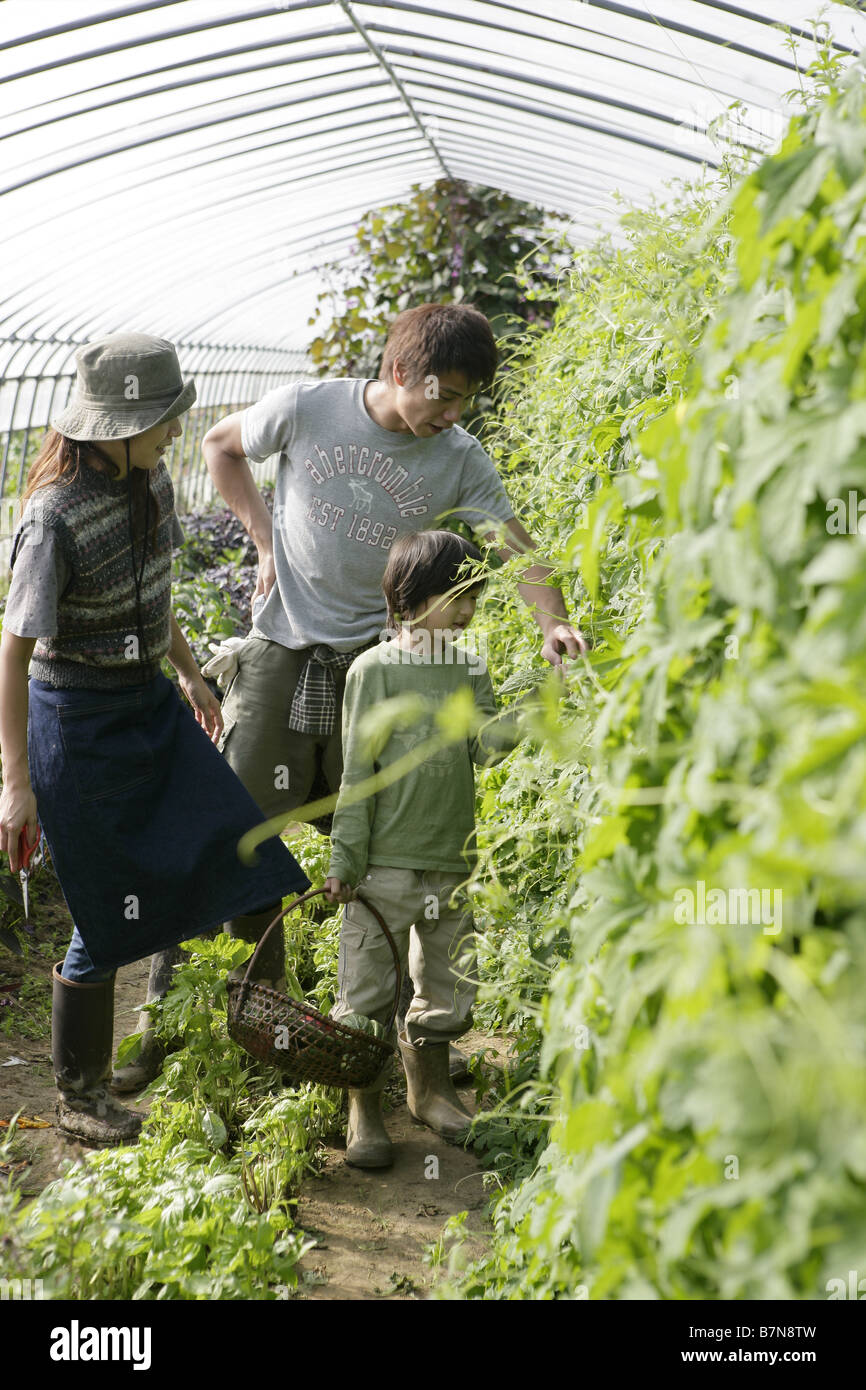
top-left (18, 825), bottom-right (41, 937)
top-left (0, 828), bottom-right (41, 955)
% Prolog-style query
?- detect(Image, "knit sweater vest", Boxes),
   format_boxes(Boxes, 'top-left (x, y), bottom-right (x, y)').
top-left (21, 461), bottom-right (178, 690)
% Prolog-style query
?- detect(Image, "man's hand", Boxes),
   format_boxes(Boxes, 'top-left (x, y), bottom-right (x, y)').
top-left (179, 672), bottom-right (224, 743)
top-left (540, 621), bottom-right (590, 667)
top-left (324, 875), bottom-right (355, 905)
top-left (486, 518), bottom-right (589, 668)
top-left (254, 546), bottom-right (276, 605)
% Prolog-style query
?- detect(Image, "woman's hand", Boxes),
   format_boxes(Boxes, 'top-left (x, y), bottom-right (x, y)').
top-left (0, 783), bottom-right (39, 876)
top-left (0, 631), bottom-right (38, 873)
top-left (168, 614), bottom-right (223, 743)
top-left (179, 671), bottom-right (224, 744)
top-left (324, 876), bottom-right (355, 905)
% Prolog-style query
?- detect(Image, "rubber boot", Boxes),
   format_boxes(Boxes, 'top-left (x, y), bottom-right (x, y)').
top-left (52, 964), bottom-right (142, 1147)
top-left (111, 946), bottom-right (182, 1093)
top-left (398, 1032), bottom-right (473, 1141)
top-left (396, 970), bottom-right (470, 1082)
top-left (226, 904), bottom-right (285, 991)
top-left (448, 1045), bottom-right (471, 1084)
top-left (344, 1045), bottom-right (393, 1169)
top-left (346, 1086), bottom-right (393, 1170)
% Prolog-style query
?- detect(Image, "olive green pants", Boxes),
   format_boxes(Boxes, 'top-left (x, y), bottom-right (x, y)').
top-left (217, 635), bottom-right (349, 823)
top-left (332, 867), bottom-right (477, 1047)
top-left (217, 635), bottom-right (354, 940)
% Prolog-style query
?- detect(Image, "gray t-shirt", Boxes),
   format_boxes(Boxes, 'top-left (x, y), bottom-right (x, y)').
top-left (241, 378), bottom-right (515, 652)
top-left (3, 508), bottom-right (184, 639)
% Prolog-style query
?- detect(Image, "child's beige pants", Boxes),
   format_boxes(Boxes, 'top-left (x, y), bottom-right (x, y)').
top-left (331, 866), bottom-right (477, 1047)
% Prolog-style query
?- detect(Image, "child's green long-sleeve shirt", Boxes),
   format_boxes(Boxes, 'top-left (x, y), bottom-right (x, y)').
top-left (327, 641), bottom-right (523, 884)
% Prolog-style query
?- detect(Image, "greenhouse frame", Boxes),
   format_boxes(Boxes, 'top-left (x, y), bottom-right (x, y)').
top-left (2, 0), bottom-right (864, 503)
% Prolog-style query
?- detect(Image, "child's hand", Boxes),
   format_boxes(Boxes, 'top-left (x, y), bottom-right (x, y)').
top-left (324, 875), bottom-right (355, 904)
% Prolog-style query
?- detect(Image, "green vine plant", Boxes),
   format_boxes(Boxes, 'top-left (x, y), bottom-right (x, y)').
top-left (430, 37), bottom-right (866, 1301)
top-left (303, 177), bottom-right (572, 435)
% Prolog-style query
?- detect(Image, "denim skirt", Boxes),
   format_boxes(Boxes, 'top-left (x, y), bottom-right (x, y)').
top-left (27, 672), bottom-right (310, 971)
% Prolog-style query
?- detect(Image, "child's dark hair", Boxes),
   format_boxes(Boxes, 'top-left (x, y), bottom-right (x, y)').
top-left (382, 530), bottom-right (485, 625)
top-left (379, 303), bottom-right (498, 390)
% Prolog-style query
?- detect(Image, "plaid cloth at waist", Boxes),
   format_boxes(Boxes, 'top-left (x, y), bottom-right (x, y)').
top-left (287, 643), bottom-right (369, 736)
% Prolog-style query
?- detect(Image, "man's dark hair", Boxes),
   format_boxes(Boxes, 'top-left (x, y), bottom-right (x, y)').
top-left (379, 303), bottom-right (498, 390)
top-left (382, 529), bottom-right (485, 624)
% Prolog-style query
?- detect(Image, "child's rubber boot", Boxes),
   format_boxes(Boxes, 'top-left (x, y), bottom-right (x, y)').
top-left (448, 1045), bottom-right (471, 1083)
top-left (345, 1086), bottom-right (393, 1169)
top-left (398, 1032), bottom-right (473, 1142)
top-left (396, 971), bottom-right (470, 1081)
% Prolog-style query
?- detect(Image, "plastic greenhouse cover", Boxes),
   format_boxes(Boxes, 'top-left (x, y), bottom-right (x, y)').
top-left (0, 0), bottom-right (864, 382)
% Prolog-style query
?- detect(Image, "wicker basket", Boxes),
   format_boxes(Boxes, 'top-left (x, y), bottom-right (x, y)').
top-left (226, 887), bottom-right (401, 1089)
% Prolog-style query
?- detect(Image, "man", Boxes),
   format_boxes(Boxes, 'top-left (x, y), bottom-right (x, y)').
top-left (113, 303), bottom-right (586, 1089)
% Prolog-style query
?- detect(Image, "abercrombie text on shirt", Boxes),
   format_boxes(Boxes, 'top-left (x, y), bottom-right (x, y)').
top-left (240, 378), bottom-right (515, 653)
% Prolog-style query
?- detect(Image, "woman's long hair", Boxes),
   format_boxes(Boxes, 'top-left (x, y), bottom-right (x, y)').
top-left (22, 429), bottom-right (161, 549)
top-left (22, 429), bottom-right (84, 501)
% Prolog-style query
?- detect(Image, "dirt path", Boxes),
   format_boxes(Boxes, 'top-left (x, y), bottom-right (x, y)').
top-left (1, 869), bottom-right (498, 1296)
top-left (294, 1029), bottom-right (500, 1300)
top-left (2, 997), bottom-right (497, 1297)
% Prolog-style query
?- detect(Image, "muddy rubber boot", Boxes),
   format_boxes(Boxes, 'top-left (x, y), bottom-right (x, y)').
top-left (345, 1051), bottom-right (393, 1169)
top-left (448, 1046), bottom-right (471, 1083)
top-left (52, 964), bottom-right (142, 1147)
top-left (346, 1088), bottom-right (393, 1169)
top-left (112, 946), bottom-right (183, 1093)
top-left (226, 904), bottom-right (285, 991)
top-left (396, 970), bottom-right (470, 1082)
top-left (398, 1032), bottom-right (473, 1142)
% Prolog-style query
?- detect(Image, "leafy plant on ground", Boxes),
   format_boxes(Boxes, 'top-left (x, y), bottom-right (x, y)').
top-left (167, 484), bottom-right (275, 675)
top-left (0, 828), bottom-right (341, 1299)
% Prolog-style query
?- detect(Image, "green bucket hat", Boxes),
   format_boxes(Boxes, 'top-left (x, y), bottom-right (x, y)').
top-left (51, 332), bottom-right (196, 441)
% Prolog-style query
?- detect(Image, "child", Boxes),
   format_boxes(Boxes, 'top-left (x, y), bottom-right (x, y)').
top-left (324, 530), bottom-right (526, 1169)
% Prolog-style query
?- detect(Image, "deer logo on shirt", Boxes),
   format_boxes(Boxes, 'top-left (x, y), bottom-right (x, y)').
top-left (347, 479), bottom-right (374, 514)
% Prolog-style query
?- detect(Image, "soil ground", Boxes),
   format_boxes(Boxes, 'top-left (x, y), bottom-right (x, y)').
top-left (293, 1027), bottom-right (503, 1300)
top-left (0, 870), bottom-right (154, 1192)
top-left (0, 865), bottom-right (501, 1299)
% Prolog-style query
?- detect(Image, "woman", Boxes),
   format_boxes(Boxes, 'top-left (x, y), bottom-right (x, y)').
top-left (0, 333), bottom-right (309, 1146)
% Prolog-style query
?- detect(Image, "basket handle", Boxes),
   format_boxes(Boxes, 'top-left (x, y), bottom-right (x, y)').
top-left (240, 887), bottom-right (325, 986)
top-left (239, 885), bottom-right (403, 1035)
